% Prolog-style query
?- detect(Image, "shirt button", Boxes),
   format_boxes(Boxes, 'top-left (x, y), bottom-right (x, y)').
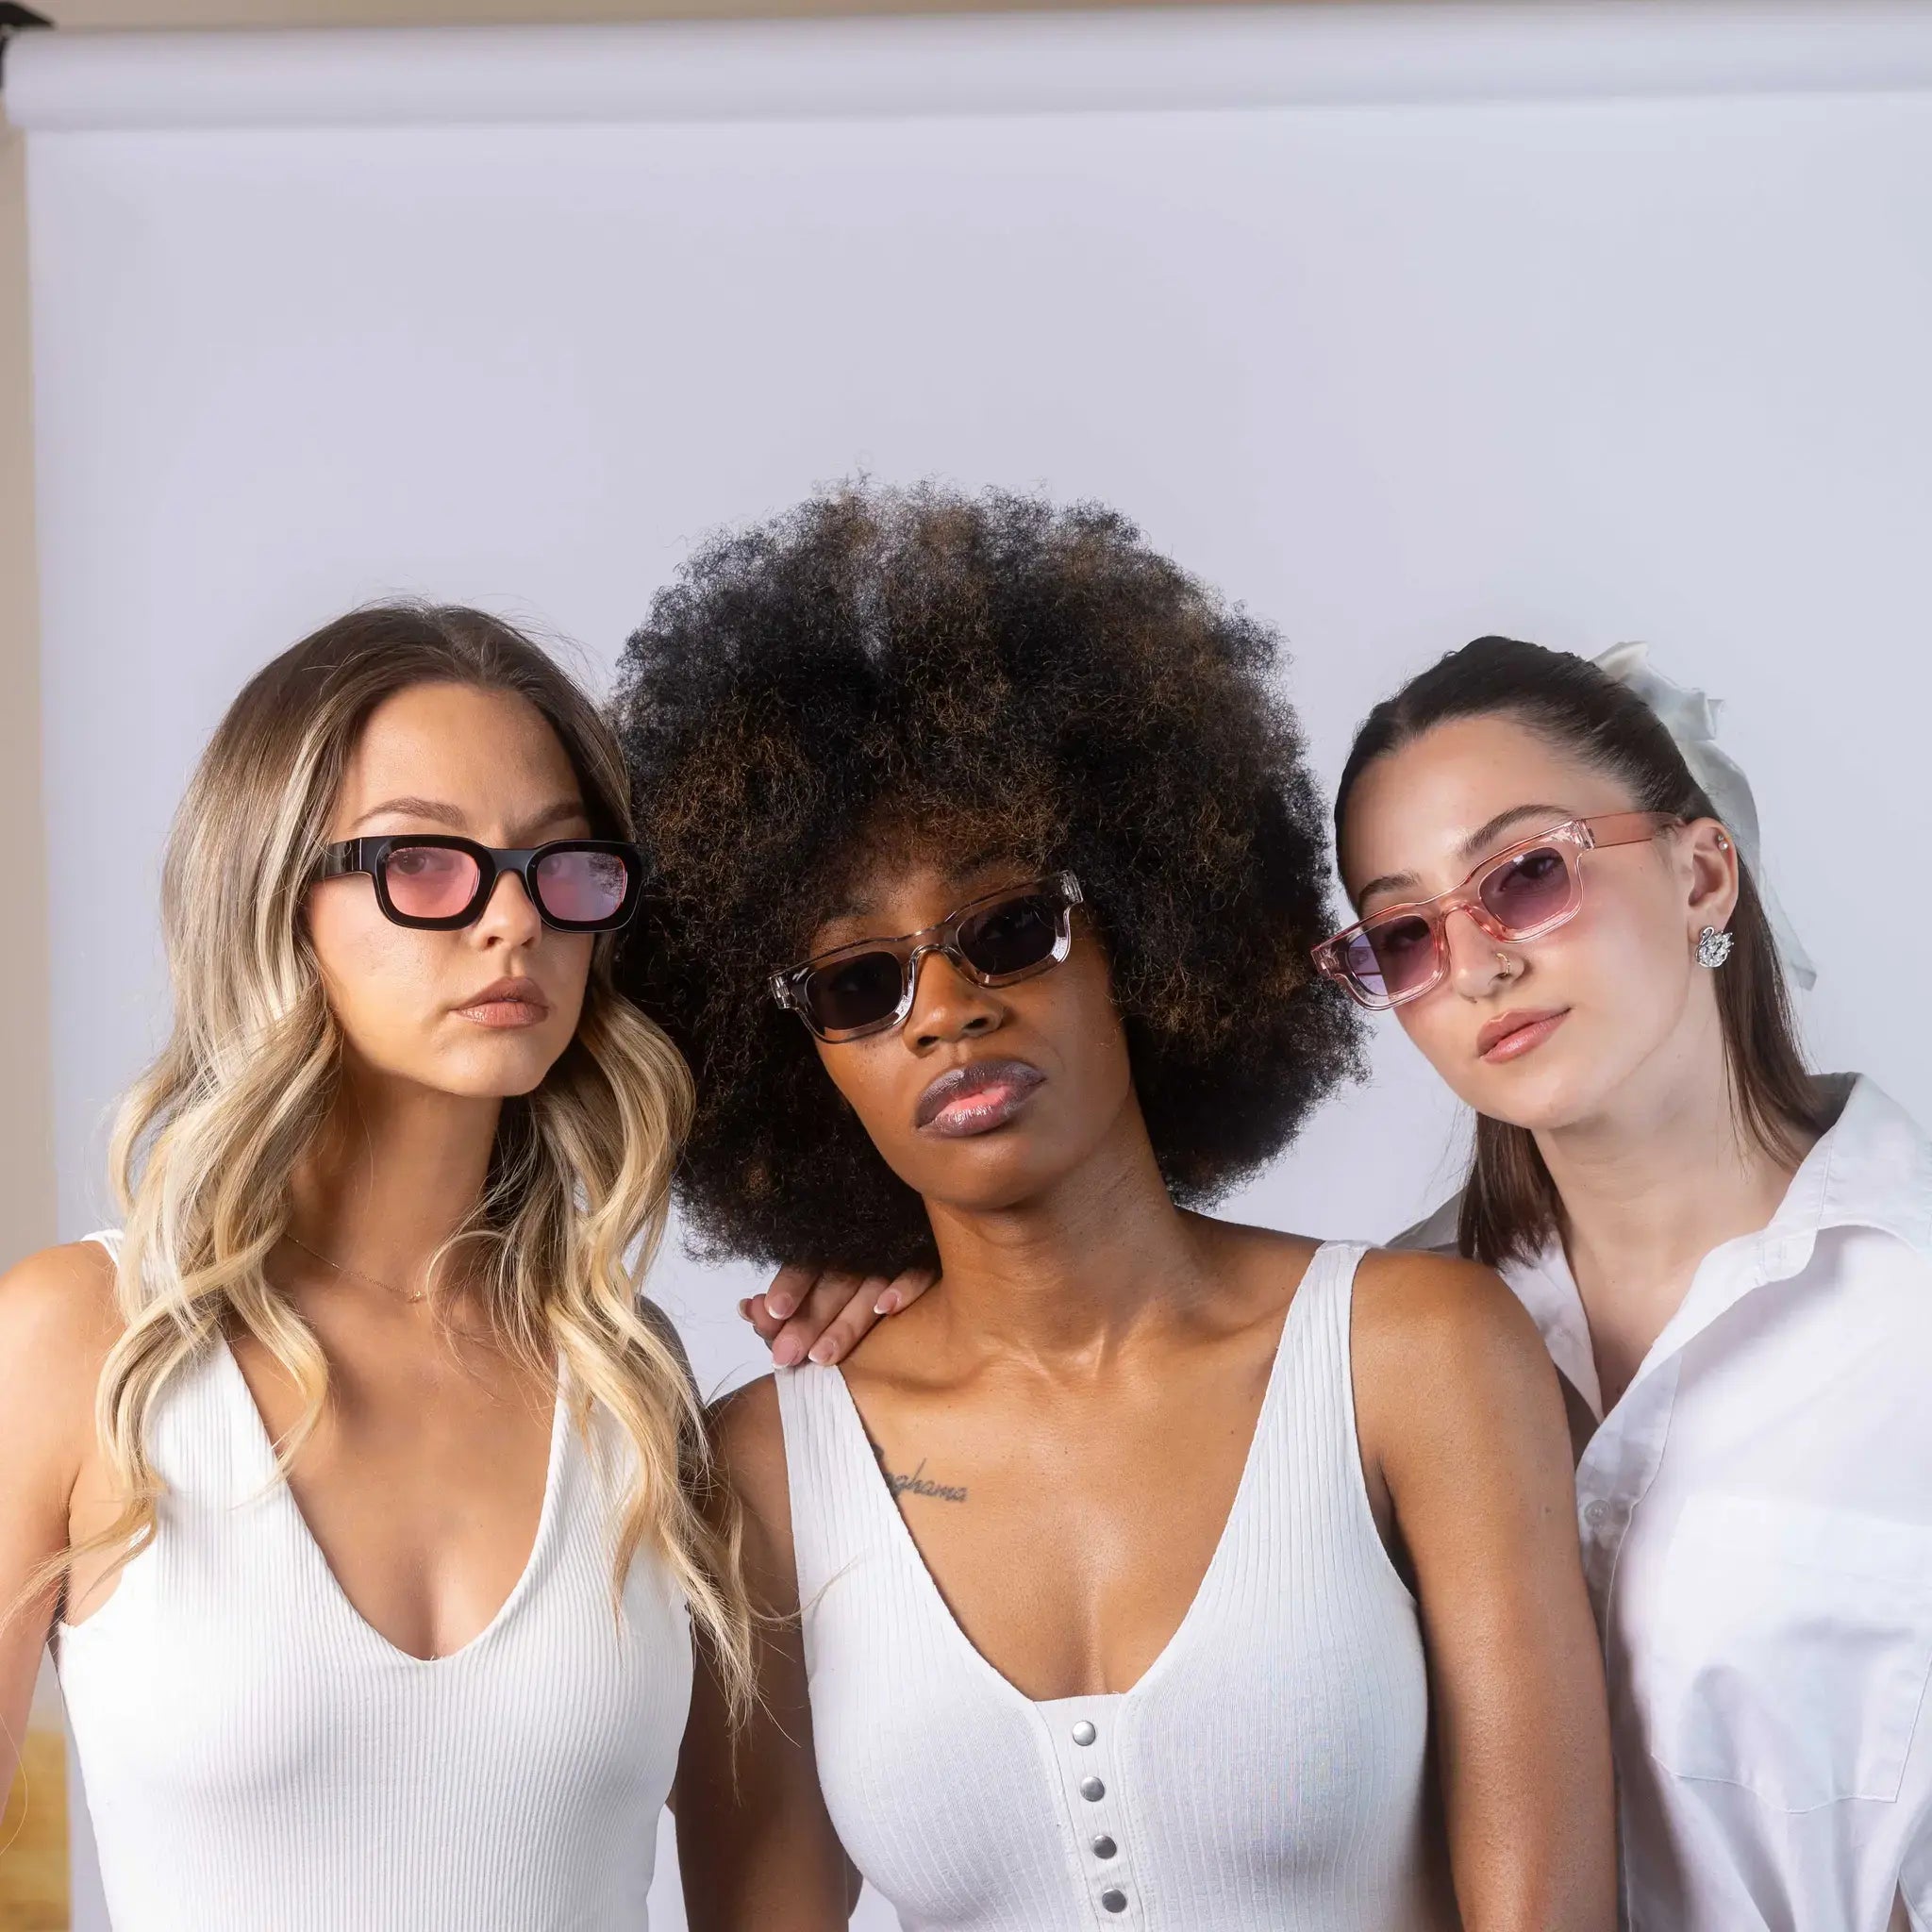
top-left (1584, 1500), bottom-right (1608, 1528)
top-left (1101, 1890), bottom-right (1128, 1913)
top-left (1072, 1719), bottom-right (1097, 1746)
top-left (1080, 1776), bottom-right (1106, 1802)
top-left (1091, 1836), bottom-right (1117, 1859)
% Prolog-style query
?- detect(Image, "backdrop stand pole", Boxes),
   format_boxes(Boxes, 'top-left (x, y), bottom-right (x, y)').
top-left (0, 6), bottom-right (54, 92)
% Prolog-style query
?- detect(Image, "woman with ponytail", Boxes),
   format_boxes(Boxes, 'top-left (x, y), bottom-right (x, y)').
top-left (1321, 637), bottom-right (1932, 1932)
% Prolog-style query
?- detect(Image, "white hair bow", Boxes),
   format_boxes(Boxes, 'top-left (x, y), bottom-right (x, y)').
top-left (1593, 642), bottom-right (1816, 991)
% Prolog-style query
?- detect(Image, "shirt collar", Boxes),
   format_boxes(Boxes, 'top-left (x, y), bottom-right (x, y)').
top-left (1621, 1073), bottom-right (1932, 1408)
top-left (1785, 1073), bottom-right (1932, 1257)
top-left (1395, 1074), bottom-right (1932, 1422)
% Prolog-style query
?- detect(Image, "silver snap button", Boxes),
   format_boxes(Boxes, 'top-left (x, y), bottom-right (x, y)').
top-left (1101, 1890), bottom-right (1127, 1913)
top-left (1091, 1835), bottom-right (1117, 1859)
top-left (1080, 1775), bottom-right (1106, 1802)
top-left (1072, 1719), bottom-right (1097, 1746)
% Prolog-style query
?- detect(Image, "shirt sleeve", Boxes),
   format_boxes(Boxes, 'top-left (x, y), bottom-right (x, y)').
top-left (1896, 1703), bottom-right (1932, 1928)
top-left (1902, 1809), bottom-right (1932, 1928)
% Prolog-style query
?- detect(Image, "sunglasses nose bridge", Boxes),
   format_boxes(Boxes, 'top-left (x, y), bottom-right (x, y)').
top-left (1443, 885), bottom-right (1507, 943)
top-left (901, 936), bottom-right (976, 994)
top-left (1438, 896), bottom-right (1523, 991)
top-left (475, 858), bottom-right (541, 928)
top-left (900, 938), bottom-right (1003, 1036)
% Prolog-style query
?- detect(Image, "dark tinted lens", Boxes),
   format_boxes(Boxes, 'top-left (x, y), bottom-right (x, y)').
top-left (535, 847), bottom-right (632, 925)
top-left (1359, 913), bottom-right (1440, 999)
top-left (1478, 844), bottom-right (1574, 935)
top-left (382, 842), bottom-right (481, 921)
top-left (804, 950), bottom-right (907, 1033)
top-left (957, 892), bottom-right (1059, 977)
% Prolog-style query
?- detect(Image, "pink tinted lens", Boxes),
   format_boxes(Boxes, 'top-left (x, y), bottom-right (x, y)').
top-left (535, 848), bottom-right (631, 924)
top-left (383, 843), bottom-right (481, 920)
top-left (1477, 843), bottom-right (1575, 935)
top-left (1351, 913), bottom-right (1440, 1001)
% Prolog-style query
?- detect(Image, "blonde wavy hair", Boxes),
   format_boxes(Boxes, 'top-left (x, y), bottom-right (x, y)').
top-left (40, 604), bottom-right (750, 1713)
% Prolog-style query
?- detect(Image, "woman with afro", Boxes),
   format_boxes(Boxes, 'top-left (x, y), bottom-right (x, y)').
top-left (614, 483), bottom-right (1614, 1932)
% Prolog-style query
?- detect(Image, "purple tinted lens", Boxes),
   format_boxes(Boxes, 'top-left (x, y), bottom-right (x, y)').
top-left (1478, 844), bottom-right (1574, 935)
top-left (1339, 931), bottom-right (1388, 1000)
top-left (383, 843), bottom-right (481, 920)
top-left (535, 848), bottom-right (631, 924)
top-left (805, 950), bottom-right (906, 1033)
top-left (1355, 915), bottom-right (1440, 1000)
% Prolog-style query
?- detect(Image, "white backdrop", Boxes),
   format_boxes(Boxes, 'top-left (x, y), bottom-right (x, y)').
top-left (15, 6), bottom-right (1932, 1926)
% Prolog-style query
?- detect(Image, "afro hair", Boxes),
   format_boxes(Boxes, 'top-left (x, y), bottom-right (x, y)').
top-left (612, 481), bottom-right (1364, 1274)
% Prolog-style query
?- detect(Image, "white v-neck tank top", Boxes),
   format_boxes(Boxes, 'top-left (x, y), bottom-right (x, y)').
top-left (54, 1231), bottom-right (692, 1932)
top-left (775, 1240), bottom-right (1443, 1932)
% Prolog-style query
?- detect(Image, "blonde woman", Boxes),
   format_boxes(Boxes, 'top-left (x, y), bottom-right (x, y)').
top-left (0, 606), bottom-right (803, 1931)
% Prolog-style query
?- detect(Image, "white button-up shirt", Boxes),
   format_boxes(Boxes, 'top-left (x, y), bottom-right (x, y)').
top-left (1401, 1075), bottom-right (1932, 1931)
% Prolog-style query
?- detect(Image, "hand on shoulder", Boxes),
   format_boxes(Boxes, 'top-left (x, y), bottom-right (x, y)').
top-left (737, 1260), bottom-right (941, 1370)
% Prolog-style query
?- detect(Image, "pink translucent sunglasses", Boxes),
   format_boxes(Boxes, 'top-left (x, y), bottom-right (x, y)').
top-left (1313, 812), bottom-right (1681, 1010)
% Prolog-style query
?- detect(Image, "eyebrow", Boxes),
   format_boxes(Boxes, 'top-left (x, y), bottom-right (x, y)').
top-left (351, 795), bottom-right (591, 842)
top-left (815, 848), bottom-right (1020, 934)
top-left (1354, 804), bottom-right (1576, 908)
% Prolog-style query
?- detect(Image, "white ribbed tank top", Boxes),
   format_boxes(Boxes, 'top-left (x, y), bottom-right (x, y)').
top-left (776, 1240), bottom-right (1443, 1932)
top-left (54, 1231), bottom-right (693, 1932)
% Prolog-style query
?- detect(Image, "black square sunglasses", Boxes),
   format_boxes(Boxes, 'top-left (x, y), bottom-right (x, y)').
top-left (317, 836), bottom-right (644, 933)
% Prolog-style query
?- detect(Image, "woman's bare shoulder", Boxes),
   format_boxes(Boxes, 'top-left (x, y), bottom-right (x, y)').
top-left (1352, 1244), bottom-right (1542, 1353)
top-left (708, 1373), bottom-right (785, 1483)
top-left (704, 1373), bottom-right (800, 1610)
top-left (0, 1239), bottom-right (122, 1365)
top-left (1350, 1245), bottom-right (1564, 1449)
top-left (0, 1241), bottom-right (125, 1476)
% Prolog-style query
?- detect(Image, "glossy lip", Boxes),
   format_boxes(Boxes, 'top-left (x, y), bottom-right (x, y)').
top-left (1477, 1008), bottom-right (1569, 1063)
top-left (453, 974), bottom-right (551, 1029)
top-left (914, 1058), bottom-right (1046, 1138)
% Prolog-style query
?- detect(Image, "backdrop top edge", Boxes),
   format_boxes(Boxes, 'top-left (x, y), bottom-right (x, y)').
top-left (11, 0), bottom-right (1932, 133)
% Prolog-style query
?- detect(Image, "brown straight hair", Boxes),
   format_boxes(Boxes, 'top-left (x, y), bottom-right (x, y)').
top-left (1334, 637), bottom-right (1826, 1269)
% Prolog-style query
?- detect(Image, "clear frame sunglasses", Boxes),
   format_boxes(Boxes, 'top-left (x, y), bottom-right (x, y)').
top-left (1312, 813), bottom-right (1681, 1010)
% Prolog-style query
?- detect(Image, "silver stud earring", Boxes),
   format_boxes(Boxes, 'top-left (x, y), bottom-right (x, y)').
top-left (1696, 925), bottom-right (1734, 969)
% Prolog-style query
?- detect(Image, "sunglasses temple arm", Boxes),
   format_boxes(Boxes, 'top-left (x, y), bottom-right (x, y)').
top-left (316, 840), bottom-right (364, 880)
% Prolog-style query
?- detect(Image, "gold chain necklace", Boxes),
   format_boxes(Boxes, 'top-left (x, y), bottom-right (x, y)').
top-left (282, 1230), bottom-right (430, 1305)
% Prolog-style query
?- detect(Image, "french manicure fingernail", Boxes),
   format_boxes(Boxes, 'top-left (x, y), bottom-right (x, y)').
top-left (738, 1299), bottom-right (752, 1321)
top-left (773, 1336), bottom-right (803, 1367)
top-left (808, 1340), bottom-right (837, 1364)
top-left (874, 1291), bottom-right (901, 1316)
top-left (768, 1295), bottom-right (794, 1320)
